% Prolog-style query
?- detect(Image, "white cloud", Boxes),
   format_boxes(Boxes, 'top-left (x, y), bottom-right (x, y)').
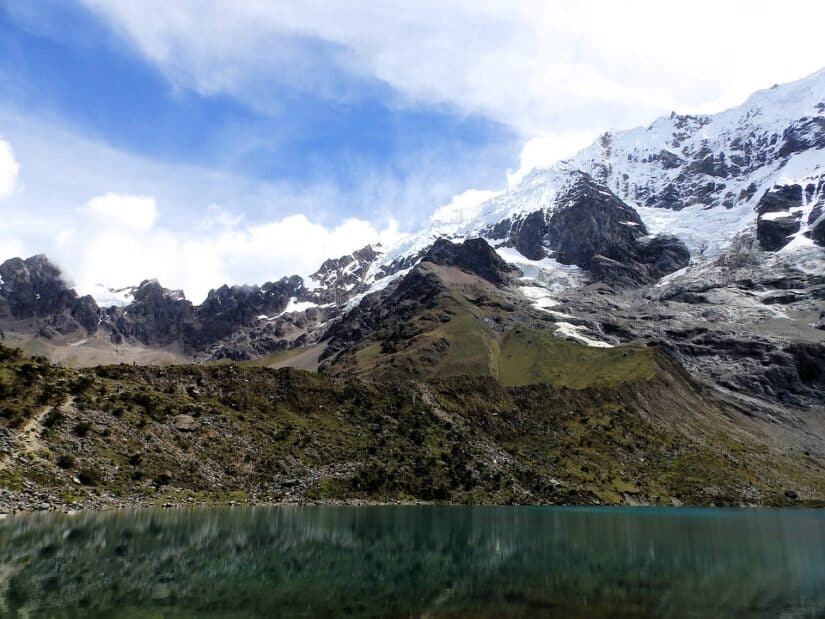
top-left (6, 2), bottom-right (825, 302)
top-left (0, 138), bottom-right (19, 200)
top-left (51, 196), bottom-right (405, 303)
top-left (83, 193), bottom-right (158, 231)
top-left (0, 107), bottom-right (506, 301)
top-left (0, 138), bottom-right (23, 260)
top-left (430, 189), bottom-right (500, 227)
top-left (507, 132), bottom-right (600, 188)
top-left (80, 1), bottom-right (825, 137)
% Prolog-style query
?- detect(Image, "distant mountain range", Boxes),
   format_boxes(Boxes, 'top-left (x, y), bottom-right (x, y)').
top-left (1, 68), bottom-right (823, 412)
top-left (2, 69), bottom-right (825, 513)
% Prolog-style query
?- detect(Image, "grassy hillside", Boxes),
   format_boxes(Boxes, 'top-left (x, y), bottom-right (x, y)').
top-left (320, 264), bottom-right (659, 388)
top-left (340, 308), bottom-right (655, 389)
top-left (1, 344), bottom-right (823, 513)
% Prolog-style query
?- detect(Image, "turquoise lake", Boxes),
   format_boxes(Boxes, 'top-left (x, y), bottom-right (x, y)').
top-left (0, 506), bottom-right (824, 617)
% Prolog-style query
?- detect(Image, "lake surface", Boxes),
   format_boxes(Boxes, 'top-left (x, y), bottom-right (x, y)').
top-left (0, 506), bottom-right (824, 617)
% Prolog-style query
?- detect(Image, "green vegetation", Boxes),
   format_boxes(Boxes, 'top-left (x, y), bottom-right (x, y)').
top-left (0, 347), bottom-right (68, 428)
top-left (497, 327), bottom-right (655, 387)
top-left (0, 343), bottom-right (823, 510)
top-left (349, 311), bottom-right (655, 389)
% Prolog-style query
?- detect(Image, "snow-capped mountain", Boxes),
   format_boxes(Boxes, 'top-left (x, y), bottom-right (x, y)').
top-left (38, 67), bottom-right (822, 329)
top-left (358, 67), bottom-right (824, 292)
top-left (0, 68), bottom-right (823, 407)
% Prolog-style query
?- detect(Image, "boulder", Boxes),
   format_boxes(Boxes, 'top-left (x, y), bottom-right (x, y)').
top-left (172, 415), bottom-right (197, 432)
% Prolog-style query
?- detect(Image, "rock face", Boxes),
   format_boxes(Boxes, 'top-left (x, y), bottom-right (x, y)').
top-left (308, 245), bottom-right (382, 305)
top-left (544, 174), bottom-right (649, 269)
top-left (0, 256), bottom-right (76, 318)
top-left (1, 69), bottom-right (823, 415)
top-left (0, 244), bottom-right (391, 360)
top-left (186, 276), bottom-right (306, 350)
top-left (423, 238), bottom-right (520, 286)
top-left (0, 255), bottom-right (101, 336)
top-left (812, 216), bottom-right (825, 246)
top-left (110, 280), bottom-right (193, 346)
top-left (756, 185), bottom-right (804, 251)
top-left (484, 174), bottom-right (690, 285)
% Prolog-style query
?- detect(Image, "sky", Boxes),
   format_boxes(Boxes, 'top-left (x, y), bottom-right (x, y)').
top-left (0, 1), bottom-right (824, 302)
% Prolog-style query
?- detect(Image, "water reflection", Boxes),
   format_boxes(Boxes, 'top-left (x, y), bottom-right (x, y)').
top-left (1, 506), bottom-right (824, 617)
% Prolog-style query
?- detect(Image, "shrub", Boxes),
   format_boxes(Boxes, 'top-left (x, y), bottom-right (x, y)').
top-left (56, 454), bottom-right (75, 469)
top-left (16, 363), bottom-right (41, 386)
top-left (73, 421), bottom-right (92, 437)
top-left (43, 408), bottom-right (65, 428)
top-left (0, 346), bottom-right (22, 362)
top-left (69, 376), bottom-right (94, 395)
top-left (76, 468), bottom-right (100, 486)
top-left (154, 471), bottom-right (172, 487)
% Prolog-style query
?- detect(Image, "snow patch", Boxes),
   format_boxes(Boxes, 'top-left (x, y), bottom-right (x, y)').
top-left (277, 298), bottom-right (317, 317)
top-left (495, 246), bottom-right (586, 293)
top-left (519, 285), bottom-right (558, 309)
top-left (345, 267), bottom-right (412, 311)
top-left (759, 210), bottom-right (798, 222)
top-left (258, 298), bottom-right (319, 321)
top-left (554, 322), bottom-right (613, 348)
top-left (85, 284), bottom-right (134, 308)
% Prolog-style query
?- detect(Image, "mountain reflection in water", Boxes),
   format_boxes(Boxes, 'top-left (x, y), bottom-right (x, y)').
top-left (1, 506), bottom-right (824, 618)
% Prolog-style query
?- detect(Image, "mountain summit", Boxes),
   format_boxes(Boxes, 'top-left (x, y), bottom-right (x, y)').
top-left (1, 69), bottom-right (825, 514)
top-left (0, 68), bottom-right (823, 410)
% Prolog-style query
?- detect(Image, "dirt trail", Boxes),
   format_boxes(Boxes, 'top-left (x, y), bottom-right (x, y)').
top-left (0, 400), bottom-right (71, 472)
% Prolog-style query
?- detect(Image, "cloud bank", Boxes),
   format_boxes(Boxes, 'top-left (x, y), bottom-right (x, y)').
top-left (0, 126), bottom-right (408, 303)
top-left (5, 3), bottom-right (825, 302)
top-left (81, 0), bottom-right (825, 138)
top-left (55, 194), bottom-right (405, 304)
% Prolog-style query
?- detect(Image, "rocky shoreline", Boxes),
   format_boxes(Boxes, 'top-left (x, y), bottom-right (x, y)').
top-left (2, 477), bottom-right (820, 519)
top-left (0, 489), bottom-right (427, 519)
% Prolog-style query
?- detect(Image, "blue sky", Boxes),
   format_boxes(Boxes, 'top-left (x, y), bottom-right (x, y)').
top-left (0, 1), bottom-right (823, 301)
top-left (0, 2), bottom-right (517, 222)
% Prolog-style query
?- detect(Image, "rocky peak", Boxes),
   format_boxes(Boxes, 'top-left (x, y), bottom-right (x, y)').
top-left (548, 173), bottom-right (647, 267)
top-left (131, 279), bottom-right (187, 304)
top-left (422, 238), bottom-right (520, 286)
top-left (308, 244), bottom-right (383, 304)
top-left (477, 173), bottom-right (690, 286)
top-left (0, 255), bottom-right (78, 319)
top-left (0, 255), bottom-right (102, 337)
top-left (187, 276), bottom-right (307, 350)
top-left (109, 279), bottom-right (194, 347)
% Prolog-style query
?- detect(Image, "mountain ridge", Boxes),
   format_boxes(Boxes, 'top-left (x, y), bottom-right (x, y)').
top-left (0, 68), bottom-right (823, 412)
top-left (1, 70), bottom-right (825, 515)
